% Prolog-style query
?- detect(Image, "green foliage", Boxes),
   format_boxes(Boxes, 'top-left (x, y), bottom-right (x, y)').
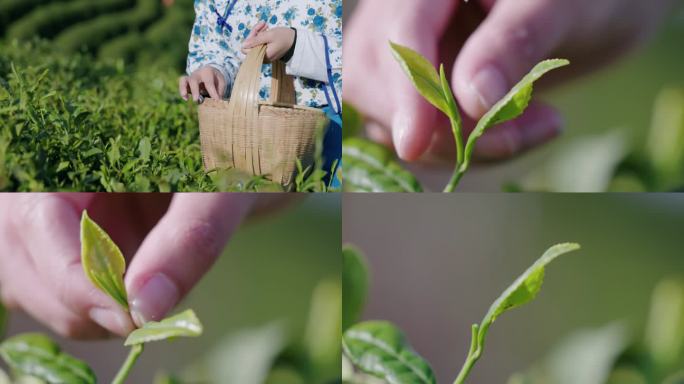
top-left (80, 210), bottom-right (129, 310)
top-left (343, 137), bottom-right (422, 192)
top-left (54, 0), bottom-right (162, 54)
top-left (125, 309), bottom-right (203, 346)
top-left (0, 0), bottom-right (55, 35)
top-left (0, 333), bottom-right (96, 384)
top-left (342, 245), bottom-right (368, 330)
top-left (387, 42), bottom-right (569, 192)
top-left (343, 321), bottom-right (436, 384)
top-left (1, 0), bottom-right (194, 71)
top-left (6, 0), bottom-right (136, 41)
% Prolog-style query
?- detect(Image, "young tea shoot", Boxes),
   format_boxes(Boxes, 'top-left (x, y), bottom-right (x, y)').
top-left (80, 210), bottom-right (203, 383)
top-left (389, 42), bottom-right (569, 192)
top-left (342, 243), bottom-right (581, 384)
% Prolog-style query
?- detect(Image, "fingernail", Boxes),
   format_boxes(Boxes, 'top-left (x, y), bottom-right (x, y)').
top-left (130, 273), bottom-right (179, 326)
top-left (392, 111), bottom-right (411, 159)
top-left (469, 64), bottom-right (509, 112)
top-left (89, 307), bottom-right (134, 335)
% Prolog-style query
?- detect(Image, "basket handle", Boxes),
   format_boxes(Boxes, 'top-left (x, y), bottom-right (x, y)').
top-left (230, 44), bottom-right (297, 108)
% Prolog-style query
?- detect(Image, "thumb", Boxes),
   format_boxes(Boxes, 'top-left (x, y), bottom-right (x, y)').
top-left (125, 194), bottom-right (254, 326)
top-left (453, 0), bottom-right (572, 118)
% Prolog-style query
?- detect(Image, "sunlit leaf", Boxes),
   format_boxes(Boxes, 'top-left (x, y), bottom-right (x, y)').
top-left (390, 42), bottom-right (450, 116)
top-left (80, 210), bottom-right (128, 310)
top-left (463, 59), bottom-right (569, 168)
top-left (125, 309), bottom-right (203, 346)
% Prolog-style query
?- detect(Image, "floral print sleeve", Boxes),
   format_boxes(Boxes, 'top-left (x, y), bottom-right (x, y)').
top-left (186, 0), bottom-right (240, 96)
top-left (186, 0), bottom-right (342, 109)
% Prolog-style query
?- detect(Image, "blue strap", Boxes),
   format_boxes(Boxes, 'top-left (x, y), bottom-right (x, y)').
top-left (321, 35), bottom-right (341, 116)
top-left (215, 0), bottom-right (238, 33)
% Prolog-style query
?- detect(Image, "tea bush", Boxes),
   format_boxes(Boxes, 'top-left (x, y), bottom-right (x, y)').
top-left (0, 40), bottom-right (212, 191)
top-left (0, 0), bottom-right (194, 71)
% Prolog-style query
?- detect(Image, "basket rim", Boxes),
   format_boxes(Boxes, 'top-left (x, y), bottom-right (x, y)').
top-left (199, 97), bottom-right (326, 115)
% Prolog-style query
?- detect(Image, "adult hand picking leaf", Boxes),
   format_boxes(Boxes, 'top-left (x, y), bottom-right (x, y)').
top-left (345, 0), bottom-right (672, 162)
top-left (0, 194), bottom-right (255, 338)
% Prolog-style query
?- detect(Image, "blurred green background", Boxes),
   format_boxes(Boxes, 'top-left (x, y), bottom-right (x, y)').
top-left (2, 194), bottom-right (340, 382)
top-left (343, 194), bottom-right (684, 383)
top-left (344, 1), bottom-right (684, 192)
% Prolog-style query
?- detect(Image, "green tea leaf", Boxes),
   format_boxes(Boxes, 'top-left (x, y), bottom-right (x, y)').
top-left (390, 42), bottom-right (450, 116)
top-left (343, 321), bottom-right (436, 384)
top-left (463, 59), bottom-right (569, 168)
top-left (343, 245), bottom-right (369, 330)
top-left (481, 243), bottom-right (580, 329)
top-left (80, 210), bottom-right (129, 310)
top-left (0, 333), bottom-right (95, 384)
top-left (125, 309), bottom-right (203, 346)
top-left (456, 243), bottom-right (580, 384)
top-left (343, 137), bottom-right (422, 192)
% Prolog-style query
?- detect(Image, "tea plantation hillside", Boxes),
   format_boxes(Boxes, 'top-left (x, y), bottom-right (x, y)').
top-left (0, 0), bottom-right (194, 71)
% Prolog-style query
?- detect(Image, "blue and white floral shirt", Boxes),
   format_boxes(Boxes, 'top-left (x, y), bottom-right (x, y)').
top-left (187, 0), bottom-right (342, 110)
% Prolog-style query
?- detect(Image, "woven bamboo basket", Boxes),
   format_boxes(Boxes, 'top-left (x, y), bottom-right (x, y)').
top-left (197, 44), bottom-right (328, 187)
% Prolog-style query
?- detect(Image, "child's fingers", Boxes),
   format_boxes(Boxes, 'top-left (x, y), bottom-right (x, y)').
top-left (472, 102), bottom-right (563, 160)
top-left (178, 76), bottom-right (189, 100)
top-left (243, 30), bottom-right (272, 49)
top-left (245, 20), bottom-right (267, 41)
top-left (216, 72), bottom-right (226, 98)
top-left (452, 0), bottom-right (573, 119)
top-left (200, 72), bottom-right (220, 100)
top-left (125, 194), bottom-right (254, 327)
top-left (187, 76), bottom-right (201, 102)
top-left (17, 194), bottom-right (135, 337)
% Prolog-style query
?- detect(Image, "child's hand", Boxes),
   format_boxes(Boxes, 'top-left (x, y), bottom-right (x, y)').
top-left (345, 0), bottom-right (673, 163)
top-left (0, 194), bottom-right (253, 339)
top-left (242, 22), bottom-right (296, 62)
top-left (179, 66), bottom-right (226, 101)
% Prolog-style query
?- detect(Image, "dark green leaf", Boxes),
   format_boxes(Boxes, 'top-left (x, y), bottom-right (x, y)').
top-left (343, 321), bottom-right (436, 384)
top-left (390, 42), bottom-right (450, 116)
top-left (464, 59), bottom-right (569, 167)
top-left (343, 138), bottom-right (422, 192)
top-left (125, 309), bottom-right (203, 346)
top-left (0, 333), bottom-right (96, 384)
top-left (343, 246), bottom-right (369, 330)
top-left (80, 210), bottom-right (128, 310)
